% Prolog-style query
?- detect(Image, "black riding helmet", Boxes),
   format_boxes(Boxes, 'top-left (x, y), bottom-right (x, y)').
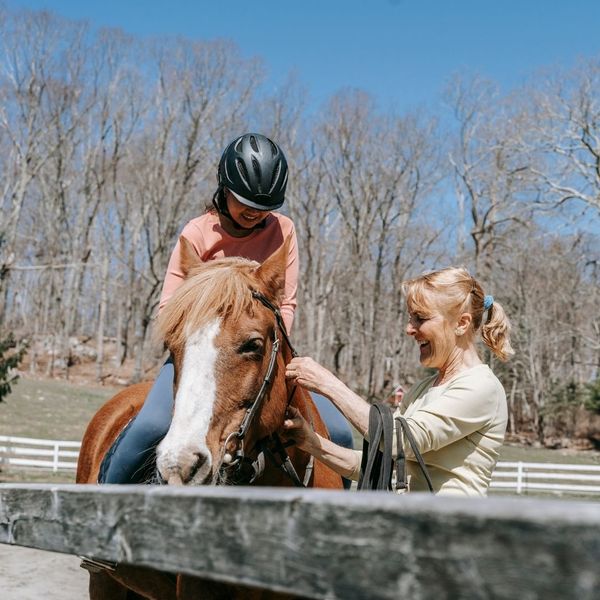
top-left (217, 133), bottom-right (288, 210)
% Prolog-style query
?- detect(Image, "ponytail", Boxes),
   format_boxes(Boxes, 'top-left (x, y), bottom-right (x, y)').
top-left (481, 300), bottom-right (514, 361)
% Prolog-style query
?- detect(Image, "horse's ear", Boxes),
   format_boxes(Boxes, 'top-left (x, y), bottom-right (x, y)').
top-left (256, 236), bottom-right (290, 302)
top-left (179, 236), bottom-right (202, 278)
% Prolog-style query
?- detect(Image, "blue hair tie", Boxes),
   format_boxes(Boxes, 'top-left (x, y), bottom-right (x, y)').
top-left (484, 295), bottom-right (494, 311)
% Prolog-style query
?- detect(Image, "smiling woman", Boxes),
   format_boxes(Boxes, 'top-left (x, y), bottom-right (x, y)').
top-left (283, 266), bottom-right (514, 496)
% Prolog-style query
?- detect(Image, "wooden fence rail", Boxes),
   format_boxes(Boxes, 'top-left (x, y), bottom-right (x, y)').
top-left (0, 484), bottom-right (599, 599)
top-left (490, 461), bottom-right (600, 495)
top-left (0, 436), bottom-right (80, 472)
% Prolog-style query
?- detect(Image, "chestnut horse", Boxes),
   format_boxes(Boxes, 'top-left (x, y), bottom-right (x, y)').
top-left (76, 237), bottom-right (343, 599)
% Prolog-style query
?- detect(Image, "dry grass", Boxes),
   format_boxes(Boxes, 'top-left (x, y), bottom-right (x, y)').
top-left (0, 375), bottom-right (117, 441)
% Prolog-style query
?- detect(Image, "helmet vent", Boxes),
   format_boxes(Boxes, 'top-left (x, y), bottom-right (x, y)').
top-left (249, 135), bottom-right (259, 152)
top-left (234, 138), bottom-right (244, 152)
top-left (235, 158), bottom-right (250, 189)
top-left (269, 160), bottom-right (281, 193)
top-left (269, 140), bottom-right (278, 157)
top-left (251, 155), bottom-right (262, 181)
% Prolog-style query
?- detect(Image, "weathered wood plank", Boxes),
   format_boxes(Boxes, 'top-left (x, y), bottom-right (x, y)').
top-left (0, 484), bottom-right (599, 599)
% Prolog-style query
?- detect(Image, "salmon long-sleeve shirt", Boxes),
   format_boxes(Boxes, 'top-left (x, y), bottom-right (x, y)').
top-left (159, 211), bottom-right (298, 332)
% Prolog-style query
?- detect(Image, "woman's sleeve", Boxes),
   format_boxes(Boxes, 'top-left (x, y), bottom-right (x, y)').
top-left (280, 223), bottom-right (298, 333)
top-left (397, 377), bottom-right (501, 456)
top-left (347, 450), bottom-right (363, 481)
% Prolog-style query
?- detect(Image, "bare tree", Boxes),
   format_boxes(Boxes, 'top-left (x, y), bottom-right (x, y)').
top-left (447, 76), bottom-right (537, 278)
top-left (528, 59), bottom-right (600, 215)
top-left (300, 91), bottom-right (442, 397)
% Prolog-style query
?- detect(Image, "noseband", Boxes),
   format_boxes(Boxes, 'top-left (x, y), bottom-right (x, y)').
top-left (221, 290), bottom-right (309, 487)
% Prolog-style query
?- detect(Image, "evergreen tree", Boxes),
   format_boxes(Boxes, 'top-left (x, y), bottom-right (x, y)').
top-left (585, 378), bottom-right (600, 415)
top-left (0, 233), bottom-right (27, 401)
top-left (0, 333), bottom-right (27, 402)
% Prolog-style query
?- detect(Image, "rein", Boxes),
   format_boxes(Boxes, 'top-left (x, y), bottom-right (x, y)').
top-left (220, 290), bottom-right (312, 487)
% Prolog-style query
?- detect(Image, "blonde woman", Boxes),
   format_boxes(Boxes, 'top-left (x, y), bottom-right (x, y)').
top-left (283, 267), bottom-right (513, 496)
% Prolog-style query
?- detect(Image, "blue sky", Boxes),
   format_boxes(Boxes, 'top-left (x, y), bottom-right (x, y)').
top-left (6, 0), bottom-right (600, 113)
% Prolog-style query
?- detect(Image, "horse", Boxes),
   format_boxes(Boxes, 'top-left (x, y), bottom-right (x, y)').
top-left (76, 236), bottom-right (343, 599)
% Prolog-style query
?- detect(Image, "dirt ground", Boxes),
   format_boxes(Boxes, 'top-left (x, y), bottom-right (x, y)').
top-left (0, 544), bottom-right (89, 599)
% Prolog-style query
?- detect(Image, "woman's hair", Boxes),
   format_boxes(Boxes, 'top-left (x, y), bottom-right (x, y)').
top-left (402, 267), bottom-right (514, 361)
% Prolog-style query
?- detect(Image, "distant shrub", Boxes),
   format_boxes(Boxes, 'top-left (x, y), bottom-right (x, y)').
top-left (0, 333), bottom-right (28, 403)
top-left (584, 378), bottom-right (600, 415)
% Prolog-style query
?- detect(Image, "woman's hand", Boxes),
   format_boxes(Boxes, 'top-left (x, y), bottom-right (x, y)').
top-left (281, 406), bottom-right (320, 453)
top-left (287, 355), bottom-right (371, 438)
top-left (285, 356), bottom-right (339, 396)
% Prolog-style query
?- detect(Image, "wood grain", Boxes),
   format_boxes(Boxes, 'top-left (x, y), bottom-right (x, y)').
top-left (1, 484), bottom-right (599, 599)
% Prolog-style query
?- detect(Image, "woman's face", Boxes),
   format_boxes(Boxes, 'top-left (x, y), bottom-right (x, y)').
top-left (405, 299), bottom-right (457, 370)
top-left (225, 190), bottom-right (269, 229)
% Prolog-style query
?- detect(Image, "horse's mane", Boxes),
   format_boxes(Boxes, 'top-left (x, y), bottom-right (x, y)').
top-left (155, 256), bottom-right (261, 349)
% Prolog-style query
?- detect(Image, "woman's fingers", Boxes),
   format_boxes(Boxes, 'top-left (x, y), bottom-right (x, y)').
top-left (285, 357), bottom-right (326, 394)
top-left (283, 406), bottom-right (302, 429)
top-left (285, 357), bottom-right (301, 379)
top-left (286, 405), bottom-right (301, 417)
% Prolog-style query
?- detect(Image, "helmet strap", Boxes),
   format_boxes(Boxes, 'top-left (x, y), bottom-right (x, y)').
top-left (212, 186), bottom-right (267, 232)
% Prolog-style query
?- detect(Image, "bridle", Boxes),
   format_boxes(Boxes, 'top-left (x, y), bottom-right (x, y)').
top-left (220, 290), bottom-right (312, 487)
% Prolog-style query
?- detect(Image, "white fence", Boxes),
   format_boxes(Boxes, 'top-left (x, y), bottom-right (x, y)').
top-left (490, 461), bottom-right (600, 495)
top-left (0, 435), bottom-right (81, 472)
top-left (1, 436), bottom-right (600, 496)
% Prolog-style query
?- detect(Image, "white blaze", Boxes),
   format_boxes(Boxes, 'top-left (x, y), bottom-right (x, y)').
top-left (157, 319), bottom-right (220, 481)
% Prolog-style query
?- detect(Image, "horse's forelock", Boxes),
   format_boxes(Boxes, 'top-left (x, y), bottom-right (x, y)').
top-left (155, 257), bottom-right (261, 349)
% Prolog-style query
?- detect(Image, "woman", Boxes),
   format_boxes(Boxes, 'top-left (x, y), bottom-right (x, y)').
top-left (283, 267), bottom-right (513, 496)
top-left (100, 133), bottom-right (353, 484)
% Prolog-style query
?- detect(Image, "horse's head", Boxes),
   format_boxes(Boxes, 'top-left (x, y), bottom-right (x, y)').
top-left (155, 237), bottom-right (291, 485)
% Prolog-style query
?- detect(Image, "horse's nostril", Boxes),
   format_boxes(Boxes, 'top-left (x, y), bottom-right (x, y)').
top-left (194, 452), bottom-right (208, 466)
top-left (186, 452), bottom-right (208, 483)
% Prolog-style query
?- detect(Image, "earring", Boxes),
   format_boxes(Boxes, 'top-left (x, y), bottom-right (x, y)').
top-left (455, 329), bottom-right (462, 336)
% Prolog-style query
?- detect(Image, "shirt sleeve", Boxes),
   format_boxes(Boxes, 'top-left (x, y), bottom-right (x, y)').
top-left (397, 375), bottom-right (501, 456)
top-left (348, 450), bottom-right (363, 481)
top-left (158, 223), bottom-right (203, 313)
top-left (280, 223), bottom-right (298, 333)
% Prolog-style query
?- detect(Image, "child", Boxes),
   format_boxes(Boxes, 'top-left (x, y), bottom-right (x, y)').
top-left (100, 133), bottom-right (353, 484)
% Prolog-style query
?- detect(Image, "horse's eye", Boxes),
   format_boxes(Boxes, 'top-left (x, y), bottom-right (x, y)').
top-left (238, 338), bottom-right (264, 355)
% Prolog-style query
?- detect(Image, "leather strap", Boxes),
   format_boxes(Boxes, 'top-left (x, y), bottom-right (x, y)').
top-left (358, 403), bottom-right (394, 491)
top-left (395, 416), bottom-right (434, 493)
top-left (357, 403), bottom-right (435, 493)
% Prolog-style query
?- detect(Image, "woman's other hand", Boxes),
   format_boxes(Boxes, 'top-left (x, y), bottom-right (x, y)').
top-left (281, 406), bottom-right (319, 453)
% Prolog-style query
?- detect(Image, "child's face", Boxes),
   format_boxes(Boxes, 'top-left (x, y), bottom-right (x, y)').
top-left (225, 191), bottom-right (269, 229)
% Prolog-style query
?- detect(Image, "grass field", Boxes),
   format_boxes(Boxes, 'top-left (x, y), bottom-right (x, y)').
top-left (0, 376), bottom-right (116, 441)
top-left (1, 375), bottom-right (599, 488)
top-left (0, 376), bottom-right (116, 484)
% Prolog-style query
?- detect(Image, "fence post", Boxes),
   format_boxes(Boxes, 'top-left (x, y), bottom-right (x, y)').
top-left (53, 442), bottom-right (59, 472)
top-left (516, 461), bottom-right (523, 494)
